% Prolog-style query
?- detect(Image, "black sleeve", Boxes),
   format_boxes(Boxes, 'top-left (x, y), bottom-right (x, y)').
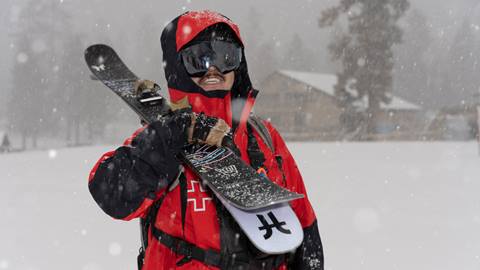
top-left (88, 111), bottom-right (191, 219)
top-left (291, 220), bottom-right (324, 270)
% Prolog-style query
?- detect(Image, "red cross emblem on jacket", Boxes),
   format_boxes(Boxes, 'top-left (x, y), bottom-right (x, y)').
top-left (187, 180), bottom-right (212, 212)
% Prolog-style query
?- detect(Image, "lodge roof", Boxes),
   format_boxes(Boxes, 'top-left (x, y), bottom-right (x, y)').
top-left (278, 70), bottom-right (421, 110)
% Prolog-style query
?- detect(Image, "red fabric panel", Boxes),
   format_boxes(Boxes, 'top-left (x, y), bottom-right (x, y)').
top-left (176, 10), bottom-right (243, 52)
top-left (169, 88), bottom-right (232, 125)
top-left (121, 198), bottom-right (153, 221)
top-left (122, 125), bottom-right (146, 145)
top-left (88, 150), bottom-right (115, 183)
top-left (233, 91), bottom-right (255, 163)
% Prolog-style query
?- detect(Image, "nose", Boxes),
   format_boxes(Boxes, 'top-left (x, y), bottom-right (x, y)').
top-left (207, 66), bottom-right (220, 72)
top-left (204, 65), bottom-right (221, 76)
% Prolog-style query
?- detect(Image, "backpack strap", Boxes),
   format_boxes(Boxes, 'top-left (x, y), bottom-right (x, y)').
top-left (137, 193), bottom-right (166, 269)
top-left (179, 172), bottom-right (188, 233)
top-left (151, 224), bottom-right (286, 269)
top-left (137, 168), bottom-right (185, 270)
top-left (247, 114), bottom-right (275, 153)
top-left (247, 114), bottom-right (288, 186)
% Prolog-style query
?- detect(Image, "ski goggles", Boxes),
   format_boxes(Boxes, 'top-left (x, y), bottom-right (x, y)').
top-left (180, 40), bottom-right (242, 77)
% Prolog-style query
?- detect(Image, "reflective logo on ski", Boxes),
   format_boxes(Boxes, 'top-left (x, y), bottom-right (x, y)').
top-left (91, 64), bottom-right (106, 72)
top-left (187, 180), bottom-right (212, 212)
top-left (256, 211), bottom-right (292, 239)
top-left (215, 165), bottom-right (239, 176)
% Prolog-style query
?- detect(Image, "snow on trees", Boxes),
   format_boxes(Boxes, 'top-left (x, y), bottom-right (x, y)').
top-left (319, 0), bottom-right (410, 136)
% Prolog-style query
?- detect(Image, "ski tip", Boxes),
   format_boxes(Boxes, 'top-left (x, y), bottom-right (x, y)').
top-left (84, 44), bottom-right (114, 61)
top-left (84, 44), bottom-right (117, 75)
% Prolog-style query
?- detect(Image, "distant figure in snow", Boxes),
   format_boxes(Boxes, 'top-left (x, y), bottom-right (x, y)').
top-left (88, 10), bottom-right (324, 270)
top-left (477, 106), bottom-right (480, 155)
top-left (0, 133), bottom-right (11, 153)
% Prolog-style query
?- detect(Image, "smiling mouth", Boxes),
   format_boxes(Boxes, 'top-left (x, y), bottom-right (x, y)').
top-left (202, 77), bottom-right (223, 84)
top-left (199, 72), bottom-right (225, 85)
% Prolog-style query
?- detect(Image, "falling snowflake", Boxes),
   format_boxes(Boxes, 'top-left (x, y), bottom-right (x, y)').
top-left (108, 242), bottom-right (122, 256)
top-left (182, 25), bottom-right (192, 35)
top-left (48, 149), bottom-right (58, 159)
top-left (16, 52), bottom-right (28, 63)
top-left (357, 58), bottom-right (366, 67)
top-left (0, 259), bottom-right (9, 269)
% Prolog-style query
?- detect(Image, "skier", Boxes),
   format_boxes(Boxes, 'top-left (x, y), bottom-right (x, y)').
top-left (88, 10), bottom-right (324, 270)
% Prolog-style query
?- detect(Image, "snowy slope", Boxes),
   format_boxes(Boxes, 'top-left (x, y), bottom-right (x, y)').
top-left (1, 142), bottom-right (479, 270)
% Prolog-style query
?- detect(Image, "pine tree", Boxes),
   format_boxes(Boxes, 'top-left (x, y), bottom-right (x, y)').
top-left (8, 34), bottom-right (45, 149)
top-left (62, 35), bottom-right (91, 146)
top-left (8, 0), bottom-right (115, 147)
top-left (393, 8), bottom-right (433, 108)
top-left (319, 0), bottom-right (410, 136)
top-left (8, 0), bottom-right (72, 148)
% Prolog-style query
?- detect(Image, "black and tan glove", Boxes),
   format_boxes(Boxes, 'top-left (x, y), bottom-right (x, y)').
top-left (187, 112), bottom-right (231, 147)
top-left (170, 96), bottom-right (231, 147)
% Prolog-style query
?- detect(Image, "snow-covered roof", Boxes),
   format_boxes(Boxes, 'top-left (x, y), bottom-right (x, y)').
top-left (278, 70), bottom-right (421, 110)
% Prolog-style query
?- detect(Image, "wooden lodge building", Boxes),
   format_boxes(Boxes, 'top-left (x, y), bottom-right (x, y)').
top-left (254, 70), bottom-right (429, 141)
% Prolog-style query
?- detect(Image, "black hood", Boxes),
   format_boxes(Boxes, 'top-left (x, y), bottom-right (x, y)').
top-left (160, 11), bottom-right (257, 126)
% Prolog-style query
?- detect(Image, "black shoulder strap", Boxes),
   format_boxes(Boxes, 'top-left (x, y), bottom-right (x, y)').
top-left (247, 114), bottom-right (275, 153)
top-left (179, 172), bottom-right (188, 233)
top-left (248, 115), bottom-right (288, 186)
top-left (138, 169), bottom-right (186, 270)
top-left (138, 192), bottom-right (166, 269)
top-left (140, 193), bottom-right (166, 250)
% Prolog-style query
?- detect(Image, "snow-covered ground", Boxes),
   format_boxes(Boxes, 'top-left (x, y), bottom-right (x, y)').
top-left (1, 142), bottom-right (479, 270)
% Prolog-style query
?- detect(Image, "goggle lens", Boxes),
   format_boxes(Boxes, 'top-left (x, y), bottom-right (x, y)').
top-left (181, 40), bottom-right (242, 77)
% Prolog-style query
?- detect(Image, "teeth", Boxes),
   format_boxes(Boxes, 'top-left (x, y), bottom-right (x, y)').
top-left (204, 77), bottom-right (221, 84)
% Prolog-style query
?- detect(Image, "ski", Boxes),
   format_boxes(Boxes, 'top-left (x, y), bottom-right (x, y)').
top-left (181, 144), bottom-right (304, 210)
top-left (84, 44), bottom-right (170, 122)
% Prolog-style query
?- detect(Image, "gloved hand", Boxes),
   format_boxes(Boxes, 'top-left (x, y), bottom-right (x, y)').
top-left (188, 112), bottom-right (231, 147)
top-left (169, 96), bottom-right (232, 147)
top-left (133, 108), bottom-right (232, 166)
top-left (129, 108), bottom-right (193, 188)
top-left (133, 80), bottom-right (231, 148)
top-left (187, 112), bottom-right (239, 156)
top-left (128, 109), bottom-right (233, 191)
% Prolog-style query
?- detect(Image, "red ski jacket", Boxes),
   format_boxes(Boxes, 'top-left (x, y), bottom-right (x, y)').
top-left (88, 10), bottom-right (323, 270)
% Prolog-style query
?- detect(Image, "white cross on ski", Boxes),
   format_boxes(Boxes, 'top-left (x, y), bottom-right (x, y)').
top-left (187, 180), bottom-right (212, 212)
